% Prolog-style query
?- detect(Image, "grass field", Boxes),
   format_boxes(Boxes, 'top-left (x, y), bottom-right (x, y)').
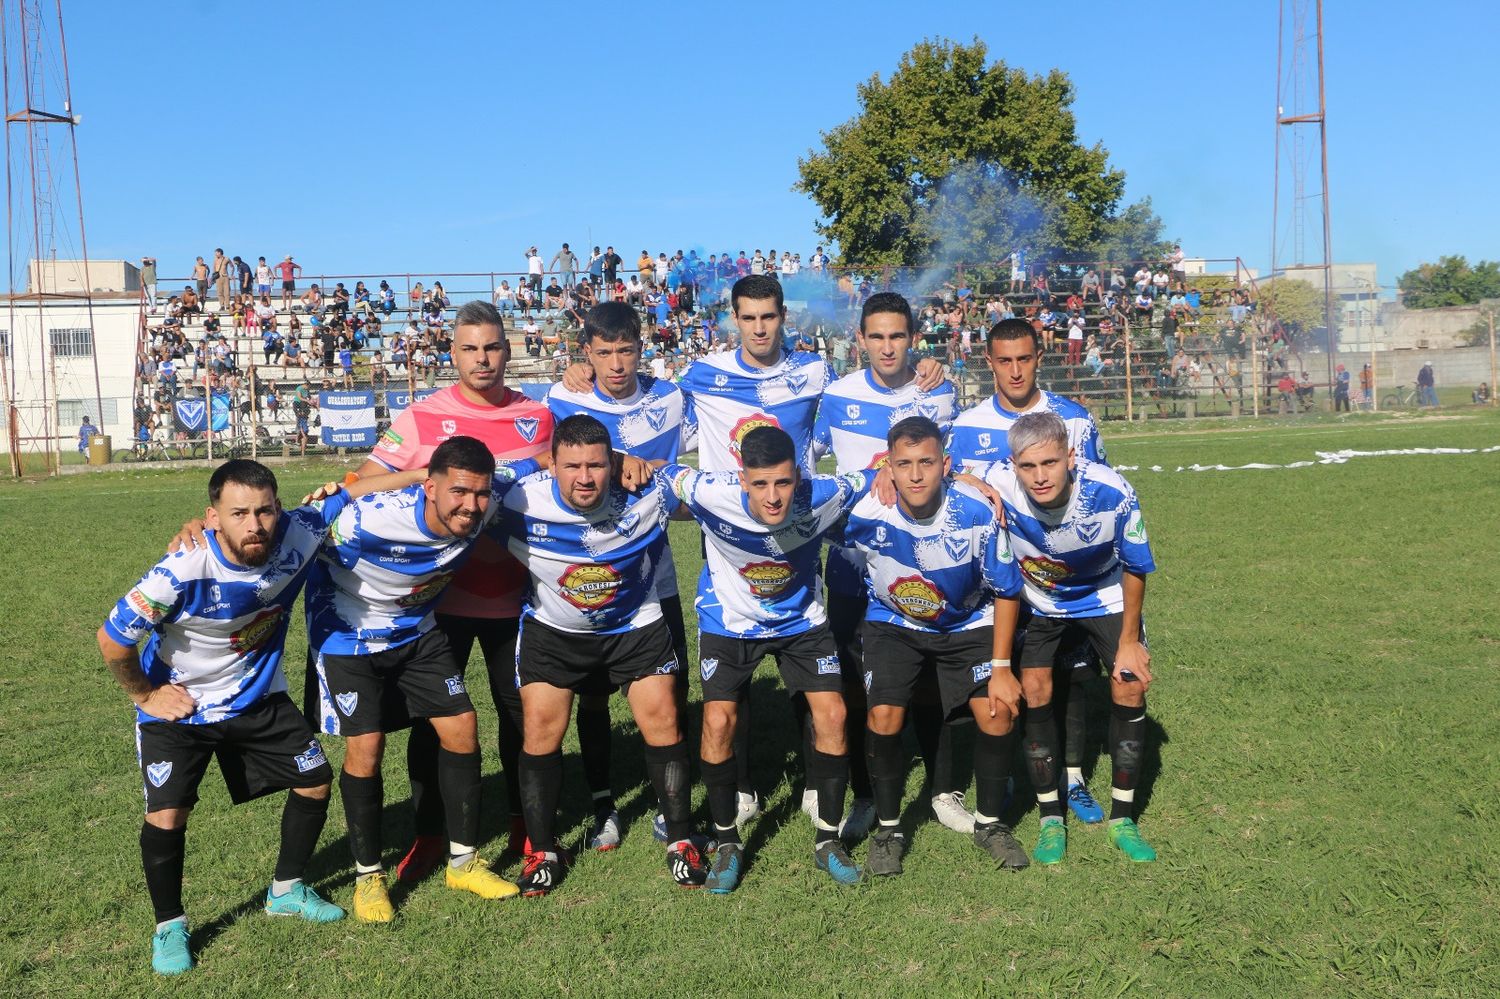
top-left (1, 408), bottom-right (1497, 997)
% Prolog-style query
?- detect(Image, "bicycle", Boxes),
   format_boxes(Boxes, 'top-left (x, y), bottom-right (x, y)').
top-left (1381, 383), bottom-right (1419, 409)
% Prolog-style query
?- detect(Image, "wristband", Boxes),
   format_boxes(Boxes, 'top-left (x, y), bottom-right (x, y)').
top-left (990, 658), bottom-right (1012, 670)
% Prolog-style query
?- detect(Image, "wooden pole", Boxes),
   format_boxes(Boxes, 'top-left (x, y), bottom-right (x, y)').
top-left (1488, 310), bottom-right (1497, 407)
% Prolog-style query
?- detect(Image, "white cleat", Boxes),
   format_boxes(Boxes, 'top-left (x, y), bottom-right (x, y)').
top-left (735, 790), bottom-right (762, 827)
top-left (800, 788), bottom-right (818, 823)
top-left (931, 791), bottom-right (977, 834)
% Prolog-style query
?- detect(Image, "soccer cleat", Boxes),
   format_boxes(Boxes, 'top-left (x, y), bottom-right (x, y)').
top-left (651, 812), bottom-right (669, 843)
top-left (518, 851), bottom-right (566, 897)
top-left (352, 872), bottom-right (395, 923)
top-left (445, 857), bottom-right (521, 900)
top-left (840, 798), bottom-right (876, 841)
top-left (800, 788), bottom-right (818, 822)
top-left (667, 840), bottom-right (708, 889)
top-left (866, 827), bottom-right (905, 877)
top-left (1065, 781), bottom-right (1105, 824)
top-left (736, 790), bottom-right (762, 827)
top-left (1033, 820), bottom-right (1067, 865)
top-left (931, 791), bottom-right (977, 834)
top-left (394, 834), bottom-right (446, 883)
top-left (589, 809), bottom-right (623, 852)
top-left (264, 882), bottom-right (345, 922)
top-left (150, 919), bottom-right (192, 976)
top-left (1108, 819), bottom-right (1157, 863)
top-left (814, 840), bottom-right (867, 885)
top-left (973, 821), bottom-right (1030, 870)
top-left (705, 843), bottom-right (743, 894)
top-left (503, 815), bottom-right (528, 857)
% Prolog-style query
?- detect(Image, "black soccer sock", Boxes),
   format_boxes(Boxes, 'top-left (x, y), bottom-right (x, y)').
top-left (1108, 699), bottom-right (1148, 822)
top-left (807, 748), bottom-right (849, 845)
top-left (340, 771), bottom-right (384, 871)
top-left (973, 729), bottom-right (1018, 823)
top-left (910, 701), bottom-right (945, 793)
top-left (518, 750), bottom-right (563, 854)
top-left (644, 741), bottom-right (693, 844)
top-left (1063, 665), bottom-right (1092, 769)
top-left (702, 757), bottom-right (741, 846)
top-left (274, 791), bottom-right (330, 883)
top-left (845, 692), bottom-right (872, 800)
top-left (487, 663), bottom-right (526, 819)
top-left (793, 695), bottom-right (813, 788)
top-left (934, 719), bottom-right (962, 795)
top-left (1022, 702), bottom-right (1064, 820)
top-left (576, 699), bottom-right (615, 812)
top-left (140, 823), bottom-right (187, 924)
top-left (865, 731), bottom-right (906, 825)
top-left (437, 748), bottom-right (482, 854)
top-left (734, 693), bottom-right (753, 794)
top-left (407, 721), bottom-right (445, 837)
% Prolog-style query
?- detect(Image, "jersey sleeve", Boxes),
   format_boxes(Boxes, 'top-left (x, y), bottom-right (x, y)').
top-left (679, 393), bottom-right (699, 456)
top-left (1115, 488), bottom-right (1156, 575)
top-left (811, 470), bottom-right (875, 529)
top-left (650, 468), bottom-right (684, 518)
top-left (371, 406), bottom-right (422, 471)
top-left (812, 399), bottom-right (831, 458)
top-left (103, 560), bottom-right (186, 647)
top-left (661, 462), bottom-right (703, 515)
top-left (324, 501), bottom-right (364, 569)
top-left (288, 487), bottom-right (352, 533)
top-left (979, 517), bottom-right (1023, 599)
top-left (1078, 415), bottom-right (1108, 465)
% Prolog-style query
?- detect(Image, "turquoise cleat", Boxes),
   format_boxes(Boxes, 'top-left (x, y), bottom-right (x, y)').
top-left (265, 882), bottom-right (346, 922)
top-left (151, 919), bottom-right (193, 976)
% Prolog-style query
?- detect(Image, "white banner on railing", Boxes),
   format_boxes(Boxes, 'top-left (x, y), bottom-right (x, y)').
top-left (319, 390), bottom-right (377, 448)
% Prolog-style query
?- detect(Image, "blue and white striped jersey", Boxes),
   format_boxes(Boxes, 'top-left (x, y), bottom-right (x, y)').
top-left (496, 470), bottom-right (678, 635)
top-left (841, 482), bottom-right (1022, 634)
top-left (979, 458), bottom-right (1155, 618)
top-left (104, 491), bottom-right (351, 725)
top-left (947, 391), bottom-right (1107, 471)
top-left (813, 369), bottom-right (960, 595)
top-left (546, 375), bottom-right (685, 601)
top-left (679, 348), bottom-right (834, 474)
top-left (665, 463), bottom-right (873, 639)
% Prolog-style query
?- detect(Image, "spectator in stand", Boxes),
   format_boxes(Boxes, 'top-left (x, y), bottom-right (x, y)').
top-left (516, 282), bottom-right (534, 319)
top-left (1334, 364), bottom-right (1351, 411)
top-left (370, 351), bottom-right (387, 391)
top-left (254, 257), bottom-right (273, 299)
top-left (1083, 336), bottom-right (1105, 376)
top-left (1109, 267), bottom-right (1126, 295)
top-left (1032, 269), bottom-right (1051, 308)
top-left (1065, 312), bottom-right (1086, 366)
top-left (550, 243), bottom-right (578, 289)
top-left (328, 283), bottom-right (349, 319)
top-left (300, 284), bottom-right (323, 317)
top-left (1359, 363), bottom-right (1374, 409)
top-left (1151, 269), bottom-right (1170, 298)
top-left (1169, 245), bottom-right (1186, 290)
top-left (637, 249), bottom-right (653, 287)
top-left (233, 256), bottom-right (253, 299)
top-left (1473, 382), bottom-right (1491, 404)
top-left (625, 275), bottom-right (643, 305)
top-left (1416, 362), bottom-right (1437, 407)
top-left (277, 255), bottom-right (301, 312)
top-left (1009, 248), bottom-right (1026, 293)
top-left (431, 281), bottom-right (450, 310)
top-left (261, 303), bottom-right (283, 366)
top-left (601, 246), bottom-right (622, 300)
top-left (1134, 290), bottom-right (1153, 322)
top-left (655, 252), bottom-right (671, 286)
top-left (338, 343), bottom-right (355, 389)
top-left (544, 277), bottom-right (565, 314)
top-left (181, 285), bottom-right (202, 320)
top-left (192, 257), bottom-right (209, 304)
top-left (1133, 265), bottom-right (1151, 294)
top-left (1276, 371), bottom-right (1298, 414)
top-left (493, 280), bottom-right (516, 314)
top-left (1160, 308), bottom-right (1179, 360)
top-left (1170, 347), bottom-right (1190, 381)
top-left (140, 257), bottom-right (158, 312)
top-left (1081, 268), bottom-right (1101, 302)
top-left (1064, 291), bottom-right (1083, 316)
top-left (586, 246), bottom-right (604, 289)
top-left (212, 249), bottom-right (231, 310)
top-left (264, 381), bottom-right (280, 422)
top-left (379, 280), bottom-right (395, 316)
top-left (352, 281), bottom-right (372, 318)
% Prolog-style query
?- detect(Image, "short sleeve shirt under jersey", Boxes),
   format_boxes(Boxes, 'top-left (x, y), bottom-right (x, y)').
top-left (977, 458), bottom-right (1156, 618)
top-left (103, 491), bottom-right (352, 726)
top-left (842, 482), bottom-right (1022, 634)
top-left (666, 463), bottom-right (873, 639)
top-left (678, 348), bottom-right (834, 475)
top-left (946, 390), bottom-right (1107, 472)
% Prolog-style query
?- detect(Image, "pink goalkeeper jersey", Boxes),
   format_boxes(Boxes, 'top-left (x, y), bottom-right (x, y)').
top-left (371, 385), bottom-right (553, 618)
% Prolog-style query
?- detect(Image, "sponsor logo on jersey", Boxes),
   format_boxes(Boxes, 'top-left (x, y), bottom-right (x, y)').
top-left (713, 373), bottom-right (728, 388)
top-left (442, 419), bottom-right (458, 436)
top-left (532, 522), bottom-right (549, 538)
top-left (230, 606), bottom-right (284, 653)
top-left (971, 661), bottom-right (993, 683)
top-left (815, 654), bottom-right (841, 676)
top-left (875, 525), bottom-right (888, 545)
top-left (127, 587), bottom-right (172, 625)
top-left (1124, 510), bottom-right (1147, 545)
top-left (644, 406), bottom-right (668, 431)
top-left (716, 521), bottom-right (735, 538)
top-left (615, 511), bottom-right (641, 537)
top-left (739, 560), bottom-right (794, 599)
top-left (978, 432), bottom-right (992, 449)
top-left (294, 740), bottom-right (327, 774)
top-left (146, 761), bottom-right (173, 788)
top-left (558, 563), bottom-right (622, 609)
top-left (445, 675), bottom-right (466, 696)
top-left (1020, 554), bottom-right (1071, 590)
top-left (209, 584), bottom-right (221, 603)
top-left (335, 691), bottom-right (359, 716)
top-left (943, 535), bottom-right (971, 562)
top-left (514, 416), bottom-right (540, 443)
top-left (377, 428), bottom-right (403, 450)
top-left (888, 574), bottom-right (946, 621)
top-left (1075, 519), bottom-right (1102, 544)
top-left (845, 404), bottom-right (860, 420)
top-left (729, 413), bottom-right (783, 464)
top-left (396, 572), bottom-right (454, 608)
top-left (700, 657), bottom-right (719, 681)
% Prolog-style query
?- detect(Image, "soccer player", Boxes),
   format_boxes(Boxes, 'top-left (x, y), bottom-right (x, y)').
top-left (947, 316), bottom-right (1111, 825)
top-left (98, 460), bottom-right (396, 975)
top-left (307, 436), bottom-right (538, 921)
top-left (979, 412), bottom-right (1159, 864)
top-left (498, 414), bottom-right (705, 894)
top-left (840, 417), bottom-right (1027, 875)
top-left (545, 302), bottom-right (689, 849)
top-left (665, 426), bottom-right (875, 891)
top-left (813, 291), bottom-right (963, 839)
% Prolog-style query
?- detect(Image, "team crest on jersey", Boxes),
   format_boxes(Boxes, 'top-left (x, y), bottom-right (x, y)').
top-left (294, 740), bottom-right (327, 773)
top-left (1075, 520), bottom-right (1102, 544)
top-left (230, 606), bottom-right (284, 653)
top-left (441, 419), bottom-right (458, 436)
top-left (978, 433), bottom-right (992, 449)
top-left (146, 761), bottom-right (173, 788)
top-left (729, 413), bottom-right (782, 464)
top-left (739, 560), bottom-right (794, 599)
top-left (209, 584), bottom-right (221, 603)
top-left (793, 516), bottom-right (820, 539)
top-left (815, 655), bottom-right (841, 676)
top-left (396, 572), bottom-right (454, 608)
top-left (558, 563), bottom-right (622, 609)
top-left (919, 402), bottom-right (939, 420)
top-left (875, 525), bottom-right (888, 544)
top-left (127, 587), bottom-right (171, 625)
top-left (888, 575), bottom-right (945, 621)
top-left (714, 373), bottom-right (729, 388)
top-left (785, 372), bottom-right (808, 395)
top-left (514, 417), bottom-right (540, 443)
top-left (335, 691), bottom-right (359, 716)
top-left (972, 662), bottom-right (993, 684)
top-left (943, 535), bottom-right (971, 562)
top-left (1020, 555), bottom-right (1071, 590)
top-left (845, 404), bottom-right (860, 420)
top-left (700, 657), bottom-right (719, 681)
top-left (445, 675), bottom-right (466, 696)
top-left (615, 512), bottom-right (641, 537)
top-left (1124, 510), bottom-right (1148, 545)
top-left (644, 406), bottom-right (668, 431)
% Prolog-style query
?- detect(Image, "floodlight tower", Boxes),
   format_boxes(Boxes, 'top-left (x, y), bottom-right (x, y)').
top-left (1270, 0), bottom-right (1336, 385)
top-left (1, 0), bottom-right (102, 476)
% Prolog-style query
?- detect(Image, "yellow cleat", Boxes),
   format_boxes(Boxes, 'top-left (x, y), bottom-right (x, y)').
top-left (352, 871), bottom-right (395, 923)
top-left (445, 856), bottom-right (520, 900)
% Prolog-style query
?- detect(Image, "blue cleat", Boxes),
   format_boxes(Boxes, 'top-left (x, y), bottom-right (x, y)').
top-left (265, 882), bottom-right (346, 923)
top-left (150, 919), bottom-right (192, 976)
top-left (706, 843), bottom-right (743, 894)
top-left (651, 812), bottom-right (669, 843)
top-left (814, 840), bottom-right (867, 885)
top-left (1066, 781), bottom-right (1105, 824)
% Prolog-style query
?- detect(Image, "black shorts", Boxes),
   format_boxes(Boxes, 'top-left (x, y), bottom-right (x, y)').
top-left (697, 624), bottom-right (844, 703)
top-left (826, 588), bottom-right (867, 684)
top-left (137, 693), bottom-right (331, 812)
top-left (517, 615), bottom-right (680, 696)
top-left (864, 620), bottom-right (997, 717)
top-left (1018, 613), bottom-right (1147, 673)
top-left (320, 629), bottom-right (475, 737)
top-left (282, 279), bottom-right (295, 292)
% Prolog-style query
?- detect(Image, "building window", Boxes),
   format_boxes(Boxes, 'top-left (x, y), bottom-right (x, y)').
top-left (58, 397), bottom-right (119, 426)
top-left (49, 327), bottom-right (94, 358)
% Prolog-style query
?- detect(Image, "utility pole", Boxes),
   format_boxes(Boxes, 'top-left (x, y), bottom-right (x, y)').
top-left (1488, 310), bottom-right (1497, 407)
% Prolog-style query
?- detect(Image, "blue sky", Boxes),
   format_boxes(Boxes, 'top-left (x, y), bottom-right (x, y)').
top-left (49, 0), bottom-right (1497, 292)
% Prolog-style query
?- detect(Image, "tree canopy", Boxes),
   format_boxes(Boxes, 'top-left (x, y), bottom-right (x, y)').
top-left (795, 38), bottom-right (1167, 267)
top-left (1260, 278), bottom-right (1336, 343)
top-left (1396, 256), bottom-right (1500, 309)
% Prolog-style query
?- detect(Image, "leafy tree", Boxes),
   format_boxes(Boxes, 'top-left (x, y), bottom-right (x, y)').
top-left (1260, 278), bottom-right (1340, 346)
top-left (1396, 256), bottom-right (1500, 309)
top-left (796, 37), bottom-right (1164, 267)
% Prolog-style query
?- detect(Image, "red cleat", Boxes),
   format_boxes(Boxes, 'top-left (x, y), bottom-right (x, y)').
top-left (395, 834), bottom-right (446, 883)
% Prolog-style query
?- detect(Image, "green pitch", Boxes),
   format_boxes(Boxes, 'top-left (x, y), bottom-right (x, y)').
top-left (1, 409), bottom-right (1497, 997)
